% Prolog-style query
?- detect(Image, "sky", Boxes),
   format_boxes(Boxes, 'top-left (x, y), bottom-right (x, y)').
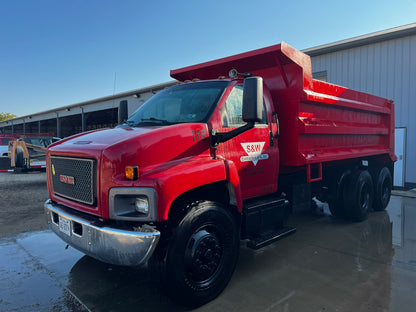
top-left (0, 0), bottom-right (415, 117)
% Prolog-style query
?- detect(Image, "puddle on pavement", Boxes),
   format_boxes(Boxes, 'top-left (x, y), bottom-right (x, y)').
top-left (1, 195), bottom-right (415, 311)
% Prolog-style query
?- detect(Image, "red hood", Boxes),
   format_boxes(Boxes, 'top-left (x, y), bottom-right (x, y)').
top-left (47, 123), bottom-right (212, 218)
top-left (48, 127), bottom-right (154, 157)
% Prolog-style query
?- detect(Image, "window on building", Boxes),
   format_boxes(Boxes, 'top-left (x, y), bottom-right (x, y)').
top-left (313, 70), bottom-right (327, 82)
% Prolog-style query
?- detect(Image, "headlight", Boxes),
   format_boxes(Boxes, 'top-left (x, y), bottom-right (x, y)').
top-left (109, 188), bottom-right (157, 221)
top-left (135, 197), bottom-right (149, 214)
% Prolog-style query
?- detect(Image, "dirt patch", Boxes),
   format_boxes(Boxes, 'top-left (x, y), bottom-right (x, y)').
top-left (0, 171), bottom-right (49, 237)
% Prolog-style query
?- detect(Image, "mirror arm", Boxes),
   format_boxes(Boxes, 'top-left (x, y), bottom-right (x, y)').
top-left (211, 122), bottom-right (255, 146)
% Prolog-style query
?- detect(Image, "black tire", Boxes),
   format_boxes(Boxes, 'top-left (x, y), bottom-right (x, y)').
top-left (327, 170), bottom-right (351, 218)
top-left (15, 146), bottom-right (24, 168)
top-left (328, 190), bottom-right (345, 219)
top-left (345, 170), bottom-right (374, 222)
top-left (165, 201), bottom-right (240, 307)
top-left (373, 167), bottom-right (392, 211)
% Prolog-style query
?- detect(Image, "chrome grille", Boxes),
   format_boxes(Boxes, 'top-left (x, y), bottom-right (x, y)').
top-left (50, 156), bottom-right (97, 205)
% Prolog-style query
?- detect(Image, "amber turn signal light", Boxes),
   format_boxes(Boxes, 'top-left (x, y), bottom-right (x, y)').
top-left (125, 166), bottom-right (139, 180)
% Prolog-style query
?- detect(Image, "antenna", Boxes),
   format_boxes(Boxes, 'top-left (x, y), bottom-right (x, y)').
top-left (113, 72), bottom-right (117, 95)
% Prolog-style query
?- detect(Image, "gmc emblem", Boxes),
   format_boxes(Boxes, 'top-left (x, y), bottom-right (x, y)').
top-left (59, 175), bottom-right (75, 185)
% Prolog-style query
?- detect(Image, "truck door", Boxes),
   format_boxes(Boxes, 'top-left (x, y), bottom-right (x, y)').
top-left (220, 83), bottom-right (279, 198)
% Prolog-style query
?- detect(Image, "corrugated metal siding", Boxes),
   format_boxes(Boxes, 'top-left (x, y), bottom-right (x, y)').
top-left (311, 35), bottom-right (416, 183)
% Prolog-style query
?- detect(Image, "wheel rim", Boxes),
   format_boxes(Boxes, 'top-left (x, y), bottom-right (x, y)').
top-left (360, 184), bottom-right (370, 212)
top-left (185, 227), bottom-right (223, 285)
top-left (381, 179), bottom-right (390, 204)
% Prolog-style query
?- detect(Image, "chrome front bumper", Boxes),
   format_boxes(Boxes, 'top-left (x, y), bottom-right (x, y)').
top-left (44, 200), bottom-right (160, 266)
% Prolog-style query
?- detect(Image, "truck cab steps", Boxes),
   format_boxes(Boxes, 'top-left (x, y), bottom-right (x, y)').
top-left (242, 194), bottom-right (296, 249)
top-left (242, 195), bottom-right (291, 238)
top-left (247, 226), bottom-right (296, 250)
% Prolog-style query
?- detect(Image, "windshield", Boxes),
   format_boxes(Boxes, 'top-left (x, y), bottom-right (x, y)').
top-left (126, 81), bottom-right (229, 126)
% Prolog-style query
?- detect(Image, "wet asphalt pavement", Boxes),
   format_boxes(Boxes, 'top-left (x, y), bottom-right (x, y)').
top-left (1, 172), bottom-right (416, 311)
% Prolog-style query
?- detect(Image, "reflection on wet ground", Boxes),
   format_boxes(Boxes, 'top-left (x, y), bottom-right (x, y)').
top-left (1, 195), bottom-right (415, 311)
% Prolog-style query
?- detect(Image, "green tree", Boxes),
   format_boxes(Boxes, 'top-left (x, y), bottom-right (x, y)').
top-left (0, 112), bottom-right (17, 121)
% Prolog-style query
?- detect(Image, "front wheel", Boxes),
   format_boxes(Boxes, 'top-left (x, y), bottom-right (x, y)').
top-left (165, 201), bottom-right (240, 307)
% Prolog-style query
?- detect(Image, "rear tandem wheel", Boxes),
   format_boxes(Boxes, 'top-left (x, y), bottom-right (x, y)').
top-left (373, 167), bottom-right (392, 211)
top-left (345, 170), bottom-right (374, 222)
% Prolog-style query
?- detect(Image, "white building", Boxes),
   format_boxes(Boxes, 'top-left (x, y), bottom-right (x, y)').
top-left (304, 23), bottom-right (416, 188)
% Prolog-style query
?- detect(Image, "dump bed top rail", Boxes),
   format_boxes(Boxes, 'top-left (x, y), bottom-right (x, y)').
top-left (171, 42), bottom-right (313, 89)
top-left (171, 42), bottom-right (396, 167)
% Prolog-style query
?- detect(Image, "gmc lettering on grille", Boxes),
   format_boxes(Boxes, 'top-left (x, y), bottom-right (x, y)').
top-left (59, 175), bottom-right (75, 185)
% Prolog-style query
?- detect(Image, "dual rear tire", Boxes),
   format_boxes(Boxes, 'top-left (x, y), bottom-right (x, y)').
top-left (345, 170), bottom-right (374, 222)
top-left (373, 167), bottom-right (392, 211)
top-left (328, 166), bottom-right (392, 222)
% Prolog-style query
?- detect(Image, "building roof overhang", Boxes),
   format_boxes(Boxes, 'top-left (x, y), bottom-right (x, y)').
top-left (303, 23), bottom-right (416, 57)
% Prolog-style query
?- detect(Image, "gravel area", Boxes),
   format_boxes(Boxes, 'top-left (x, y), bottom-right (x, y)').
top-left (0, 171), bottom-right (49, 237)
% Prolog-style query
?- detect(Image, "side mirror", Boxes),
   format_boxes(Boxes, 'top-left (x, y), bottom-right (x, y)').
top-left (242, 77), bottom-right (263, 123)
top-left (211, 76), bottom-right (264, 150)
top-left (118, 100), bottom-right (129, 123)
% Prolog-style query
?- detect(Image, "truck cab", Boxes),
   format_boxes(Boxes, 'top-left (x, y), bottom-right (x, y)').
top-left (45, 74), bottom-right (289, 306)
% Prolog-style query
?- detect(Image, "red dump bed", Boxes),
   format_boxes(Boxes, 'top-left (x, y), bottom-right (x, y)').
top-left (171, 42), bottom-right (396, 169)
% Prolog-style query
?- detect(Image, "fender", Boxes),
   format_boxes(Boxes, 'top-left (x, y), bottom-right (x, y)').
top-left (141, 156), bottom-right (241, 221)
top-left (223, 159), bottom-right (243, 212)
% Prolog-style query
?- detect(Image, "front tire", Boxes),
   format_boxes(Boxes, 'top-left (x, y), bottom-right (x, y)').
top-left (165, 201), bottom-right (240, 307)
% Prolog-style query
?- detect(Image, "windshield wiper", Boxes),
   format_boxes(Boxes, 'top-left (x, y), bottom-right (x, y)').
top-left (138, 117), bottom-right (172, 125)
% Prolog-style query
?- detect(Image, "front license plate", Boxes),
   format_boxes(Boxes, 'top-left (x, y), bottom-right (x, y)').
top-left (59, 216), bottom-right (71, 236)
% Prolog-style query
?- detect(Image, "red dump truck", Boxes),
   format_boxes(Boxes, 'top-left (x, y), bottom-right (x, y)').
top-left (44, 42), bottom-right (396, 306)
